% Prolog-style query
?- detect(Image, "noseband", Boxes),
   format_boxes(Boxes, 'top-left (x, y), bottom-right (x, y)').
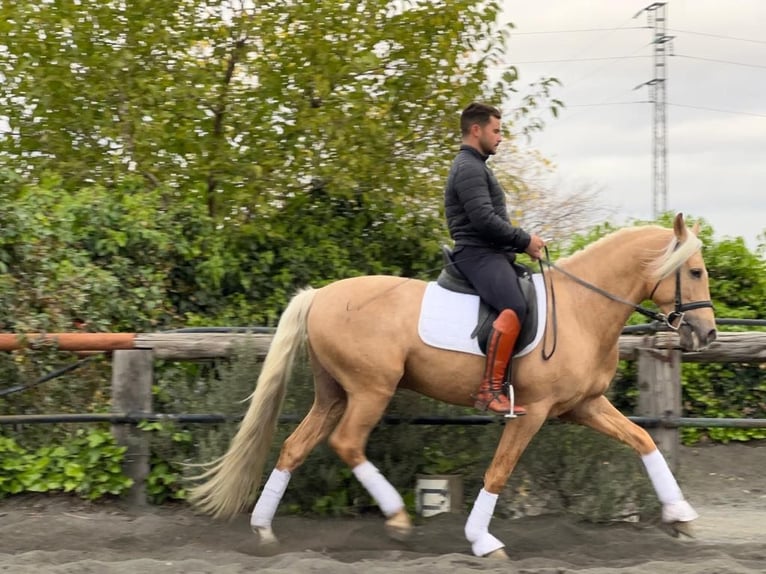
top-left (648, 268), bottom-right (714, 331)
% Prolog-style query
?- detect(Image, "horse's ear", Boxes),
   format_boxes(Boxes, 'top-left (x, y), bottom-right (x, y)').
top-left (691, 221), bottom-right (701, 236)
top-left (673, 212), bottom-right (688, 242)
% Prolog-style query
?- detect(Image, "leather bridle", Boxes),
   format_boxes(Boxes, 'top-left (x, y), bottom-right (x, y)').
top-left (538, 246), bottom-right (714, 359)
top-left (647, 267), bottom-right (715, 331)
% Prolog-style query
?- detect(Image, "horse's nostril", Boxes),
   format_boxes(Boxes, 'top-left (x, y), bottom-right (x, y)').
top-left (707, 329), bottom-right (717, 343)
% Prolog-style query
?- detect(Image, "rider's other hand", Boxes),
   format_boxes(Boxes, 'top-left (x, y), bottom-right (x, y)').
top-left (525, 234), bottom-right (546, 260)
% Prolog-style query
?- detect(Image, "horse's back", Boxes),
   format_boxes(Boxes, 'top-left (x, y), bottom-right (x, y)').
top-left (307, 275), bottom-right (426, 372)
top-left (314, 275), bottom-right (427, 311)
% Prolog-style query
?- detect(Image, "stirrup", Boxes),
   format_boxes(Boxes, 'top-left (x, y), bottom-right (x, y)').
top-left (504, 384), bottom-right (522, 420)
top-left (473, 385), bottom-right (526, 418)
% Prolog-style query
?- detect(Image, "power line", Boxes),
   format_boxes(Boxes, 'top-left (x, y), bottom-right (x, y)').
top-left (666, 102), bottom-right (766, 119)
top-left (532, 88), bottom-right (643, 124)
top-left (566, 101), bottom-right (648, 107)
top-left (565, 41), bottom-right (652, 88)
top-left (512, 26), bottom-right (766, 47)
top-left (496, 52), bottom-right (766, 71)
top-left (510, 25), bottom-right (766, 46)
top-left (556, 99), bottom-right (766, 119)
top-left (541, 15), bottom-right (643, 83)
top-left (509, 55), bottom-right (649, 65)
top-left (668, 28), bottom-right (766, 46)
top-left (507, 15), bottom-right (648, 85)
top-left (511, 26), bottom-right (646, 35)
top-left (673, 53), bottom-right (766, 70)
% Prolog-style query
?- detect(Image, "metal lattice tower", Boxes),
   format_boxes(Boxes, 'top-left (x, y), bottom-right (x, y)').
top-left (634, 2), bottom-right (673, 219)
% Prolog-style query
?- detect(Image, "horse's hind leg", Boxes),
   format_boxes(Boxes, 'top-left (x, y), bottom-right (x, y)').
top-left (563, 395), bottom-right (698, 535)
top-left (251, 353), bottom-right (346, 545)
top-left (327, 373), bottom-right (412, 539)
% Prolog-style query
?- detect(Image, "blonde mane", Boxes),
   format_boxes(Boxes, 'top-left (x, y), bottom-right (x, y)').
top-left (561, 224), bottom-right (702, 280)
top-left (648, 231), bottom-right (702, 279)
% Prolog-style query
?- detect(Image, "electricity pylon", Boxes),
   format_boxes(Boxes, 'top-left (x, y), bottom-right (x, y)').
top-left (634, 2), bottom-right (673, 219)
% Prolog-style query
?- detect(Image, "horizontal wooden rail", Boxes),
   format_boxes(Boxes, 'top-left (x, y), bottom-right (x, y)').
top-left (618, 331), bottom-right (766, 363)
top-left (2, 328), bottom-right (762, 504)
top-left (0, 331), bottom-right (764, 362)
top-left (0, 333), bottom-right (136, 352)
top-left (0, 332), bottom-right (270, 359)
top-left (134, 333), bottom-right (273, 359)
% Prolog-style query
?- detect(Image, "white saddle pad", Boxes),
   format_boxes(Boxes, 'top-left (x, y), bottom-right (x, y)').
top-left (417, 274), bottom-right (546, 358)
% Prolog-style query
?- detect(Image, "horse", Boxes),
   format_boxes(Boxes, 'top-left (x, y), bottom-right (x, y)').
top-left (188, 213), bottom-right (717, 559)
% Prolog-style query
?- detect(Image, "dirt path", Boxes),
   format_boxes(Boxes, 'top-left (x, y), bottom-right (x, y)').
top-left (1, 443), bottom-right (764, 573)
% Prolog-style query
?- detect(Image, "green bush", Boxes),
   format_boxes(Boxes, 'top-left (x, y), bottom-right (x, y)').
top-left (0, 428), bottom-right (132, 500)
top-left (138, 421), bottom-right (192, 504)
top-left (505, 424), bottom-right (658, 522)
top-left (0, 191), bottom-right (763, 510)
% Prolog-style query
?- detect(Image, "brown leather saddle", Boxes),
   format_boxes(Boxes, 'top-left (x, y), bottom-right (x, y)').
top-left (435, 246), bottom-right (539, 354)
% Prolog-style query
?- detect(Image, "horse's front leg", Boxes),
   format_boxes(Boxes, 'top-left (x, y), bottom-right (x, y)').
top-left (465, 411), bottom-right (547, 559)
top-left (563, 395), bottom-right (698, 536)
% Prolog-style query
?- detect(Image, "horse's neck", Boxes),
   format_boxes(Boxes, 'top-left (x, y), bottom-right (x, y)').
top-left (559, 229), bottom-right (668, 342)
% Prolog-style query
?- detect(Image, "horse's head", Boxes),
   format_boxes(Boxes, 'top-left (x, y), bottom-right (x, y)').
top-left (648, 213), bottom-right (717, 351)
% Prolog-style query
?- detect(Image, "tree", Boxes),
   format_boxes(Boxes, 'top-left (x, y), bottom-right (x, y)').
top-left (1, 0), bottom-right (568, 322)
top-left (492, 143), bottom-right (614, 248)
top-left (0, 0), bottom-right (533, 220)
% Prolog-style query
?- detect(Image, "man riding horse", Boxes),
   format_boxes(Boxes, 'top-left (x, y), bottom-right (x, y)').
top-left (444, 102), bottom-right (546, 415)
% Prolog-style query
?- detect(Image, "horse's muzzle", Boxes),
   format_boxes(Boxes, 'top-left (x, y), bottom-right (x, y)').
top-left (681, 322), bottom-right (717, 351)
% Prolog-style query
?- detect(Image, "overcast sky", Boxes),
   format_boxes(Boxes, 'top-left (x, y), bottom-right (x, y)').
top-left (500, 0), bottom-right (765, 251)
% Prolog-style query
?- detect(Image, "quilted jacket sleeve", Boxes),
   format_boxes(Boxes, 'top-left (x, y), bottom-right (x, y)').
top-left (453, 161), bottom-right (531, 250)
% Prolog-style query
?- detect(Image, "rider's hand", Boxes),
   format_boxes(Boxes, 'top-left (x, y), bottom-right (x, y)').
top-left (525, 234), bottom-right (546, 260)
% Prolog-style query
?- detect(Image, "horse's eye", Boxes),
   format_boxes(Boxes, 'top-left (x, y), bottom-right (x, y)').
top-left (690, 268), bottom-right (703, 279)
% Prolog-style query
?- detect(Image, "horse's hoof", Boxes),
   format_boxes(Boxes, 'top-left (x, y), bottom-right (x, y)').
top-left (484, 547), bottom-right (509, 560)
top-left (662, 500), bottom-right (698, 523)
top-left (252, 525), bottom-right (280, 547)
top-left (385, 509), bottom-right (413, 541)
top-left (671, 520), bottom-right (696, 539)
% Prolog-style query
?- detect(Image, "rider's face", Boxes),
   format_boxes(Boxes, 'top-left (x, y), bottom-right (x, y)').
top-left (478, 116), bottom-right (502, 156)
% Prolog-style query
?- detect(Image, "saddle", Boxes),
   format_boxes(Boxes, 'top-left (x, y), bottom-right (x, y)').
top-left (436, 246), bottom-right (539, 354)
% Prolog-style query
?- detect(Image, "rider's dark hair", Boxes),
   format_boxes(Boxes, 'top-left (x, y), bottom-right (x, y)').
top-left (460, 102), bottom-right (501, 136)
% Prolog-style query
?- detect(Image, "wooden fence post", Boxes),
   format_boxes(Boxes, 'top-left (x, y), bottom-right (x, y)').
top-left (111, 350), bottom-right (153, 505)
top-left (636, 346), bottom-right (682, 473)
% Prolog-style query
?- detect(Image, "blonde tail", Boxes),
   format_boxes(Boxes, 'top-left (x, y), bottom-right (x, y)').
top-left (187, 287), bottom-right (316, 519)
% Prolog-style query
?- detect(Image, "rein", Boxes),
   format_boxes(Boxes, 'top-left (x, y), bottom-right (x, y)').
top-left (537, 246), bottom-right (713, 361)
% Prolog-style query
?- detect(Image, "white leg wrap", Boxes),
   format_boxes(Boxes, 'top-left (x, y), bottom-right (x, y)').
top-left (352, 461), bottom-right (404, 517)
top-left (464, 489), bottom-right (506, 557)
top-left (662, 499), bottom-right (699, 523)
top-left (641, 449), bottom-right (683, 504)
top-left (642, 449), bottom-right (698, 523)
top-left (251, 468), bottom-right (291, 529)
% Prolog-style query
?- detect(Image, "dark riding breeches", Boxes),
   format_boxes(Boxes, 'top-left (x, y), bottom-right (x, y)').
top-left (452, 245), bottom-right (527, 324)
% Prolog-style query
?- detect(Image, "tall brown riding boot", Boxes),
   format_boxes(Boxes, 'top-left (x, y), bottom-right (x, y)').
top-left (474, 309), bottom-right (527, 415)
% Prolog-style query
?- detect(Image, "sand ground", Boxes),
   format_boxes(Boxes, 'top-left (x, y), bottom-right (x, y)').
top-left (1, 442), bottom-right (764, 573)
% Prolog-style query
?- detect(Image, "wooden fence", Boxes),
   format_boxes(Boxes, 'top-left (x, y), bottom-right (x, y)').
top-left (1, 330), bottom-right (765, 505)
top-left (620, 331), bottom-right (766, 472)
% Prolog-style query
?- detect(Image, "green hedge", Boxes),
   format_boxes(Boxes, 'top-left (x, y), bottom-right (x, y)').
top-left (0, 428), bottom-right (132, 500)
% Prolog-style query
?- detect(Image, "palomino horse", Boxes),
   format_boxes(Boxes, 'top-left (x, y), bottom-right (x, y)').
top-left (189, 213), bottom-right (716, 559)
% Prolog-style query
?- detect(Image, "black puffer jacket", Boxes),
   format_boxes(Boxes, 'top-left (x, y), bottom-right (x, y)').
top-left (444, 145), bottom-right (531, 251)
